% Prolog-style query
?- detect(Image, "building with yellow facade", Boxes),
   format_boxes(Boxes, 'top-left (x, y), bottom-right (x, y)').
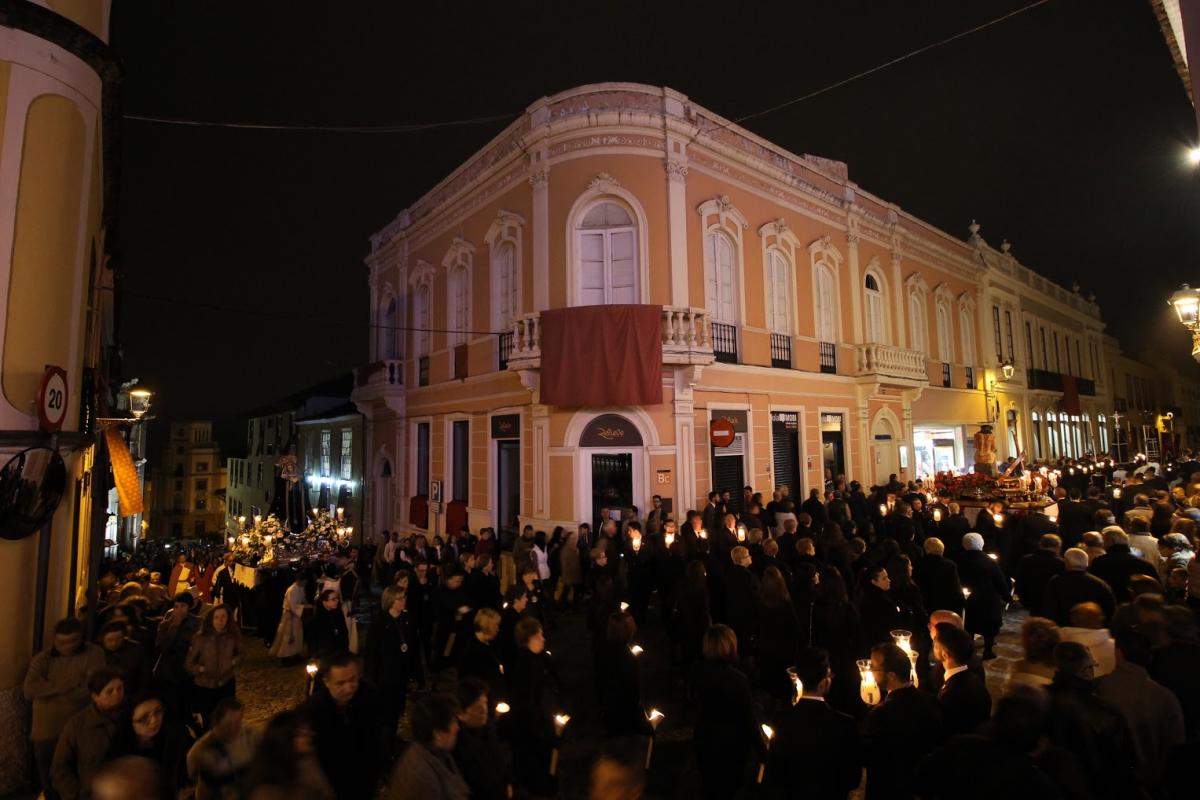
top-left (353, 83), bottom-right (1116, 542)
top-left (0, 0), bottom-right (118, 791)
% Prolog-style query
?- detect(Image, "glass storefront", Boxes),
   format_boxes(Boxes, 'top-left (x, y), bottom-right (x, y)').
top-left (914, 425), bottom-right (967, 478)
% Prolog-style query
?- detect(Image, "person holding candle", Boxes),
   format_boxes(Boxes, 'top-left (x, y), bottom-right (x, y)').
top-left (457, 608), bottom-right (505, 708)
top-left (385, 693), bottom-right (469, 800)
top-left (505, 617), bottom-right (558, 796)
top-left (363, 586), bottom-right (422, 747)
top-left (669, 560), bottom-right (712, 668)
top-left (597, 611), bottom-right (651, 737)
top-left (767, 647), bottom-right (863, 799)
top-left (862, 643), bottom-right (943, 800)
top-left (755, 567), bottom-right (801, 706)
top-left (914, 538), bottom-right (964, 619)
top-left (1014, 534), bottom-right (1066, 618)
top-left (686, 625), bottom-right (765, 800)
top-left (857, 565), bottom-right (901, 655)
top-left (955, 533), bottom-right (1011, 659)
top-left (451, 678), bottom-right (510, 800)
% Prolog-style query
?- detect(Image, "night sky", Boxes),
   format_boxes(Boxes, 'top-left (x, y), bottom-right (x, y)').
top-left (110, 0), bottom-right (1200, 439)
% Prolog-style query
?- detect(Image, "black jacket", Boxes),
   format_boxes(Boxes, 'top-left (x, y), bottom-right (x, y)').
top-left (457, 634), bottom-right (504, 705)
top-left (1042, 570), bottom-right (1116, 627)
top-left (1014, 551), bottom-right (1065, 617)
top-left (363, 609), bottom-right (421, 688)
top-left (769, 698), bottom-right (863, 799)
top-left (913, 554), bottom-right (963, 616)
top-left (1088, 545), bottom-right (1158, 602)
top-left (858, 584), bottom-right (901, 653)
top-left (955, 550), bottom-right (1011, 637)
top-left (938, 668), bottom-right (992, 737)
top-left (863, 685), bottom-right (943, 800)
top-left (301, 683), bottom-right (383, 800)
top-left (687, 659), bottom-right (765, 795)
top-left (452, 723), bottom-right (510, 800)
top-left (1046, 673), bottom-right (1142, 800)
top-left (597, 642), bottom-right (649, 737)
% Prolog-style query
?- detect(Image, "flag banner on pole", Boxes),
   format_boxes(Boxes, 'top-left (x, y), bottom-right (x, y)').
top-left (104, 428), bottom-right (144, 517)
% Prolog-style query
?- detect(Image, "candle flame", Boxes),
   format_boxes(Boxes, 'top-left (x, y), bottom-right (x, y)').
top-left (630, 645), bottom-right (644, 656)
top-left (761, 723), bottom-right (774, 740)
top-left (495, 702), bottom-right (510, 715)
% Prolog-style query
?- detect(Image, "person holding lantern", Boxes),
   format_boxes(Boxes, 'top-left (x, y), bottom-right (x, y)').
top-left (862, 643), bottom-right (943, 800)
top-left (955, 533), bottom-right (1011, 659)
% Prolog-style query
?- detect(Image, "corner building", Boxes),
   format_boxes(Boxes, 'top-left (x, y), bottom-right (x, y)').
top-left (354, 83), bottom-right (1113, 540)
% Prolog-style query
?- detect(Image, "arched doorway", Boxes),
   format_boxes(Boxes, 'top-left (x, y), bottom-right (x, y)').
top-left (872, 411), bottom-right (899, 487)
top-left (572, 412), bottom-right (648, 533)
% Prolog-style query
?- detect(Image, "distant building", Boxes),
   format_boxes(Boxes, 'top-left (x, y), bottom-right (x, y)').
top-left (154, 422), bottom-right (227, 538)
top-left (296, 402), bottom-right (365, 534)
top-left (225, 375), bottom-right (360, 534)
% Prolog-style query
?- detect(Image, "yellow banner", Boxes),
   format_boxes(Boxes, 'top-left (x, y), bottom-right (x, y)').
top-left (104, 427), bottom-right (144, 517)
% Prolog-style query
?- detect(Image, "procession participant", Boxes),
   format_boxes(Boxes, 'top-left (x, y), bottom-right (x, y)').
top-left (268, 573), bottom-right (309, 665)
top-left (50, 668), bottom-right (125, 800)
top-left (186, 604), bottom-right (244, 729)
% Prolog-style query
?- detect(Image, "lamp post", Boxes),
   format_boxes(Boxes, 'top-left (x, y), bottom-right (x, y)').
top-left (1169, 284), bottom-right (1200, 363)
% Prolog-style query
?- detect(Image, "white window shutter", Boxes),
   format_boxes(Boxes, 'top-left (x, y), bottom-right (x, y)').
top-left (580, 232), bottom-right (606, 306)
top-left (610, 230), bottom-right (636, 304)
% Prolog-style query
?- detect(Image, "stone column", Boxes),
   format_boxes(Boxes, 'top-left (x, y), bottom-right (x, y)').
top-left (665, 148), bottom-right (690, 306)
top-left (530, 152), bottom-right (550, 312)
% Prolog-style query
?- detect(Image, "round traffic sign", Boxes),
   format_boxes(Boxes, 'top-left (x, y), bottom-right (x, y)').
top-left (710, 418), bottom-right (736, 448)
top-left (37, 366), bottom-right (68, 433)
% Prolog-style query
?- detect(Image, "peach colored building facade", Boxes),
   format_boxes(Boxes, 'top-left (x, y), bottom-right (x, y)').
top-left (353, 83), bottom-right (1113, 540)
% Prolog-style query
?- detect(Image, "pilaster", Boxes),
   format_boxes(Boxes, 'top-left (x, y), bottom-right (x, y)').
top-left (530, 151), bottom-right (550, 311)
top-left (665, 141), bottom-right (690, 306)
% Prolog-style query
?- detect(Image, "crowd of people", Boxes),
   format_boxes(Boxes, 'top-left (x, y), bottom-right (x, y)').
top-left (19, 454), bottom-right (1200, 799)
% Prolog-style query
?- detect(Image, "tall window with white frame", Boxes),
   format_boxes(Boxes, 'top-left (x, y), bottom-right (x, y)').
top-left (960, 306), bottom-right (975, 388)
top-left (379, 296), bottom-right (398, 360)
top-left (578, 202), bottom-right (637, 305)
top-left (320, 430), bottom-right (331, 477)
top-left (815, 263), bottom-right (837, 372)
top-left (1004, 310), bottom-right (1015, 366)
top-left (414, 285), bottom-right (431, 386)
top-left (706, 230), bottom-right (738, 363)
top-left (340, 429), bottom-right (353, 481)
top-left (1031, 411), bottom-right (1042, 460)
top-left (449, 264), bottom-right (470, 379)
top-left (493, 241), bottom-right (517, 369)
top-left (416, 422), bottom-right (430, 501)
top-left (936, 301), bottom-right (952, 364)
top-left (767, 249), bottom-right (793, 368)
top-left (451, 420), bottom-right (469, 504)
top-left (864, 274), bottom-right (885, 345)
top-left (992, 306), bottom-right (1003, 362)
top-left (909, 294), bottom-right (926, 355)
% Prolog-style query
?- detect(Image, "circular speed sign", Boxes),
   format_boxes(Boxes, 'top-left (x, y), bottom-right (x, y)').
top-left (37, 366), bottom-right (69, 433)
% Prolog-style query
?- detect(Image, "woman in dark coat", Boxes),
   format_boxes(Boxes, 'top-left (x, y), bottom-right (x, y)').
top-left (812, 569), bottom-right (864, 717)
top-left (955, 532), bottom-right (1011, 659)
top-left (106, 692), bottom-right (190, 799)
top-left (505, 617), bottom-right (558, 797)
top-left (362, 586), bottom-right (421, 747)
top-left (886, 554), bottom-right (928, 636)
top-left (857, 564), bottom-right (902, 653)
top-left (670, 560), bottom-right (711, 667)
top-left (597, 611), bottom-right (651, 737)
top-left (307, 589), bottom-right (349, 661)
top-left (790, 561), bottom-right (820, 651)
top-left (755, 567), bottom-right (800, 705)
top-left (687, 625), bottom-right (766, 800)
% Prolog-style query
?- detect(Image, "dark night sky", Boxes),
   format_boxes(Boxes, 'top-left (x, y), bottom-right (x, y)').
top-left (110, 0), bottom-right (1200, 435)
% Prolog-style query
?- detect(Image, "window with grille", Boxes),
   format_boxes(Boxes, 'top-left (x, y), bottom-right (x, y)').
top-left (992, 306), bottom-right (1003, 360)
top-left (770, 332), bottom-right (792, 369)
top-left (712, 322), bottom-right (738, 364)
top-left (942, 363), bottom-right (952, 387)
top-left (819, 341), bottom-right (837, 374)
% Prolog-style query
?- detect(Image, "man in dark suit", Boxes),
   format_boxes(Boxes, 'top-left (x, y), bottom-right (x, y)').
top-left (1088, 528), bottom-right (1158, 602)
top-left (1043, 548), bottom-right (1116, 627)
top-left (722, 546), bottom-right (760, 647)
top-left (1057, 488), bottom-right (1093, 550)
top-left (701, 491), bottom-right (722, 538)
top-left (934, 623), bottom-right (992, 737)
top-left (863, 643), bottom-right (943, 800)
top-left (914, 537), bottom-right (963, 616)
top-left (1015, 533), bottom-right (1066, 617)
top-left (768, 647), bottom-right (863, 799)
top-left (938, 503), bottom-right (972, 558)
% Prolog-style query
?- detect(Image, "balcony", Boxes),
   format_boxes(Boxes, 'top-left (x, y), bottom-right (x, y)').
top-left (854, 344), bottom-right (928, 383)
top-left (507, 306), bottom-right (715, 372)
top-left (1027, 368), bottom-right (1063, 392)
top-left (355, 359), bottom-right (403, 389)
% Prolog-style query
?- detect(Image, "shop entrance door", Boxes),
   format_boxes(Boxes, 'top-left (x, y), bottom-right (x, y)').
top-left (591, 452), bottom-right (633, 533)
top-left (771, 412), bottom-right (801, 498)
top-left (497, 440), bottom-right (520, 543)
top-left (821, 413), bottom-right (845, 479)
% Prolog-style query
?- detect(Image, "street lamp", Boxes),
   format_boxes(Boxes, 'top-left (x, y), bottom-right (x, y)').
top-left (1000, 358), bottom-right (1014, 381)
top-left (1169, 284), bottom-right (1200, 362)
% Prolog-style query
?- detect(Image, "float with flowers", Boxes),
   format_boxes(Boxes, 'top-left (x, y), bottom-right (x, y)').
top-left (227, 510), bottom-right (354, 587)
top-left (931, 470), bottom-right (1052, 509)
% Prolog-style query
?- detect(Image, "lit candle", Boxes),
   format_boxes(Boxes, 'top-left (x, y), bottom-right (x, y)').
top-left (620, 601), bottom-right (630, 612)
top-left (305, 661), bottom-right (319, 696)
top-left (933, 508), bottom-right (942, 522)
top-left (699, 528), bottom-right (708, 540)
top-left (1047, 515), bottom-right (1057, 524)
top-left (630, 644), bottom-right (644, 657)
top-left (879, 503), bottom-right (888, 516)
top-left (787, 666), bottom-right (803, 705)
top-left (987, 552), bottom-right (999, 561)
top-left (858, 659), bottom-right (881, 706)
top-left (757, 724), bottom-right (775, 783)
top-left (631, 534), bottom-right (642, 553)
top-left (664, 531), bottom-right (675, 547)
top-left (992, 512), bottom-right (1004, 526)
top-left (336, 507), bottom-right (345, 520)
top-left (736, 524), bottom-right (746, 542)
top-left (1113, 487), bottom-right (1122, 499)
top-left (495, 702), bottom-right (510, 715)
top-left (645, 708), bottom-right (665, 767)
top-left (549, 714), bottom-right (571, 775)
top-left (892, 630), bottom-right (919, 686)
top-left (254, 515), bottom-right (262, 526)
top-left (227, 536), bottom-right (235, 545)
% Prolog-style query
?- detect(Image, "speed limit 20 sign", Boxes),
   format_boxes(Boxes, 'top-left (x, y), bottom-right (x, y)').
top-left (37, 366), bottom-right (69, 433)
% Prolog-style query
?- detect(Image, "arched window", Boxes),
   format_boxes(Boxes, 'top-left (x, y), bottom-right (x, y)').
top-left (448, 266), bottom-right (470, 346)
top-left (1098, 414), bottom-right (1109, 455)
top-left (705, 231), bottom-right (737, 323)
top-left (1031, 410), bottom-right (1042, 460)
top-left (814, 263), bottom-right (836, 343)
top-left (936, 302), bottom-right (953, 363)
top-left (492, 241), bottom-right (518, 330)
top-left (909, 294), bottom-right (926, 354)
top-left (864, 273), bottom-right (886, 344)
top-left (766, 249), bottom-right (792, 333)
top-left (578, 201), bottom-right (637, 305)
top-left (378, 296), bottom-right (398, 359)
top-left (960, 307), bottom-right (975, 366)
top-left (413, 285), bottom-right (431, 357)
top-left (1081, 412), bottom-right (1093, 455)
top-left (1046, 411), bottom-right (1059, 458)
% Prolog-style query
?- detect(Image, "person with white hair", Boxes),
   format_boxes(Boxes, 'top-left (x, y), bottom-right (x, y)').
top-left (1089, 527), bottom-right (1158, 602)
top-left (1042, 548), bottom-right (1117, 627)
top-left (953, 532), bottom-right (1010, 659)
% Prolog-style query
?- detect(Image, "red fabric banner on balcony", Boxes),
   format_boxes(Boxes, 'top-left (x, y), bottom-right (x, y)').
top-left (1061, 375), bottom-right (1081, 415)
top-left (540, 305), bottom-right (663, 406)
